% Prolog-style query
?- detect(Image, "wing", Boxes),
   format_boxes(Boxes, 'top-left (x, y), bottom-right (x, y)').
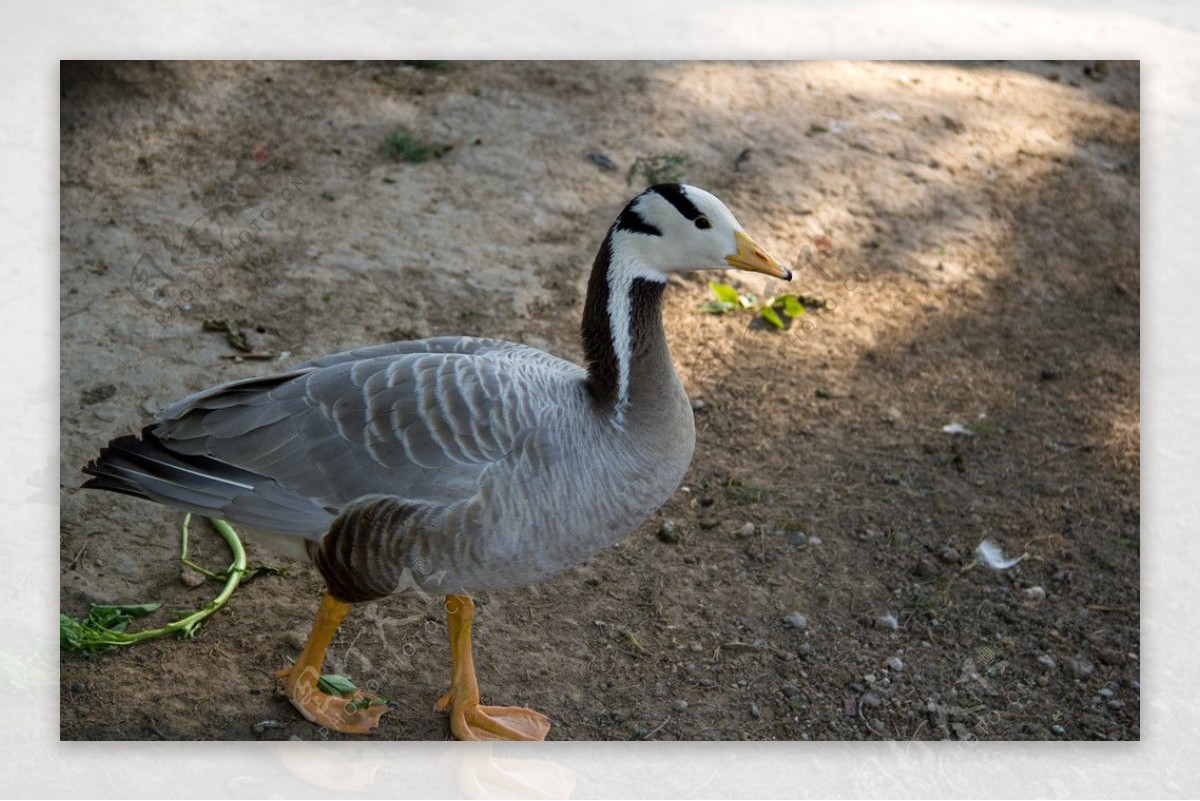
top-left (154, 336), bottom-right (586, 516)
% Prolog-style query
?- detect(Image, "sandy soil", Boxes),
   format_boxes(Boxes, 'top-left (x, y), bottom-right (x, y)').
top-left (60, 60), bottom-right (1139, 741)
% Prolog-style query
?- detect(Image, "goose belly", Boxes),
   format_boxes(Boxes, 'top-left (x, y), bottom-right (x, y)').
top-left (429, 427), bottom-right (693, 593)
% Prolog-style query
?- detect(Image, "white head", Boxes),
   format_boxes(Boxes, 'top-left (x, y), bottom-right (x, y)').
top-left (607, 184), bottom-right (791, 281)
top-left (583, 184), bottom-right (791, 416)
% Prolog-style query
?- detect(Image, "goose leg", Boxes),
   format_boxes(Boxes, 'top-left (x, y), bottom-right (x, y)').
top-left (434, 594), bottom-right (551, 741)
top-left (276, 591), bottom-right (395, 734)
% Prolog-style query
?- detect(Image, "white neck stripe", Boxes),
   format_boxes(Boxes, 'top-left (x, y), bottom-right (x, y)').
top-left (605, 231), bottom-right (667, 416)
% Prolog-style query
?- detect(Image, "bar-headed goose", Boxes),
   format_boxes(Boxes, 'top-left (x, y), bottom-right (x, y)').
top-left (83, 183), bottom-right (791, 740)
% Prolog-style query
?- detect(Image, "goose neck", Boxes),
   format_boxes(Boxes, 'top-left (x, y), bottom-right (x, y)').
top-left (580, 235), bottom-right (675, 414)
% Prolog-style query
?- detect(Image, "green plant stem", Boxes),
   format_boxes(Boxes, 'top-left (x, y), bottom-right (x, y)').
top-left (111, 516), bottom-right (246, 647)
top-left (180, 514), bottom-right (227, 580)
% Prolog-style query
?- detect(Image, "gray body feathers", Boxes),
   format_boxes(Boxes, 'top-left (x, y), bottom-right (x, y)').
top-left (84, 335), bottom-right (694, 595)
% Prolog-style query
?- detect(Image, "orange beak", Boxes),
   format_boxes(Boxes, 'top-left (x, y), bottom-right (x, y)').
top-left (725, 230), bottom-right (791, 280)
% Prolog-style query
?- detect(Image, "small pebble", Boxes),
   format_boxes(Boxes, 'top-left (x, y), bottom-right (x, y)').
top-left (657, 521), bottom-right (681, 544)
top-left (1023, 586), bottom-right (1047, 601)
top-left (1051, 724), bottom-right (1066, 736)
top-left (886, 657), bottom-right (904, 672)
top-left (586, 152), bottom-right (618, 172)
top-left (1037, 654), bottom-right (1057, 669)
top-left (912, 557), bottom-right (937, 579)
top-left (689, 398), bottom-right (707, 412)
top-left (788, 531), bottom-right (808, 547)
top-left (861, 691), bottom-right (882, 708)
top-left (1065, 656), bottom-right (1095, 680)
top-left (739, 522), bottom-right (756, 538)
top-left (939, 547), bottom-right (961, 564)
top-left (114, 553), bottom-right (137, 577)
top-left (782, 684), bottom-right (800, 698)
top-left (784, 612), bottom-right (808, 630)
top-left (1098, 687), bottom-right (1114, 699)
top-left (749, 702), bottom-right (761, 719)
top-left (808, 536), bottom-right (823, 546)
top-left (70, 681), bottom-right (85, 693)
top-left (180, 569), bottom-right (207, 589)
top-left (863, 674), bottom-right (877, 684)
top-left (797, 643), bottom-right (813, 657)
top-left (671, 699), bottom-right (689, 712)
top-left (876, 614), bottom-right (899, 631)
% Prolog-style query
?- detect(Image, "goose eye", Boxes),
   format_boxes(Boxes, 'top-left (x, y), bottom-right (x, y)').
top-left (694, 216), bottom-right (712, 230)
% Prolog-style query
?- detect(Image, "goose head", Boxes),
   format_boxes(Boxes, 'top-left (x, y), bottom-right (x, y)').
top-left (609, 183), bottom-right (792, 281)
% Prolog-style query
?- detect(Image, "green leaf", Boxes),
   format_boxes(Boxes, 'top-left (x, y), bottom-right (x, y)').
top-left (60, 615), bottom-right (83, 650)
top-left (318, 674), bottom-right (358, 697)
top-left (777, 295), bottom-right (806, 318)
top-left (98, 603), bottom-right (162, 620)
top-left (759, 305), bottom-right (785, 329)
top-left (697, 300), bottom-right (735, 315)
top-left (708, 281), bottom-right (741, 305)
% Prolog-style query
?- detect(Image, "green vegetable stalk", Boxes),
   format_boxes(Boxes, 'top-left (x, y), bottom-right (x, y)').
top-left (61, 515), bottom-right (248, 654)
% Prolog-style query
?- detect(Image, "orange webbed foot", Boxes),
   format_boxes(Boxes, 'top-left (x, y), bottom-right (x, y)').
top-left (435, 689), bottom-right (551, 741)
top-left (276, 663), bottom-right (396, 735)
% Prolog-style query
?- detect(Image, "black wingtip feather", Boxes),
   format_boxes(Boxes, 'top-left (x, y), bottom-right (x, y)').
top-left (81, 425), bottom-right (333, 537)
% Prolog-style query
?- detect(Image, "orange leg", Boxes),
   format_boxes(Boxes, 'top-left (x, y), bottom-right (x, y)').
top-left (434, 594), bottom-right (551, 741)
top-left (275, 591), bottom-right (394, 734)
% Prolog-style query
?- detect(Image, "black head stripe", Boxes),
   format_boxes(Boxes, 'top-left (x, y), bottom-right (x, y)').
top-left (613, 203), bottom-right (662, 237)
top-left (650, 183), bottom-right (703, 222)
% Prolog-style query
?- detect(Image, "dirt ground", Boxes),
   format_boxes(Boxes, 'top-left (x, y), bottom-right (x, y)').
top-left (59, 60), bottom-right (1139, 742)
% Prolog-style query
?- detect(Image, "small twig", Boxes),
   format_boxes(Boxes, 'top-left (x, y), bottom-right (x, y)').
top-left (1085, 604), bottom-right (1134, 615)
top-left (1035, 443), bottom-right (1094, 467)
top-left (745, 672), bottom-right (771, 689)
top-left (908, 719), bottom-right (928, 740)
top-left (220, 352), bottom-right (277, 361)
top-left (721, 641), bottom-right (766, 652)
top-left (63, 533), bottom-right (92, 572)
top-left (858, 696), bottom-right (885, 737)
top-left (643, 716), bottom-right (672, 740)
